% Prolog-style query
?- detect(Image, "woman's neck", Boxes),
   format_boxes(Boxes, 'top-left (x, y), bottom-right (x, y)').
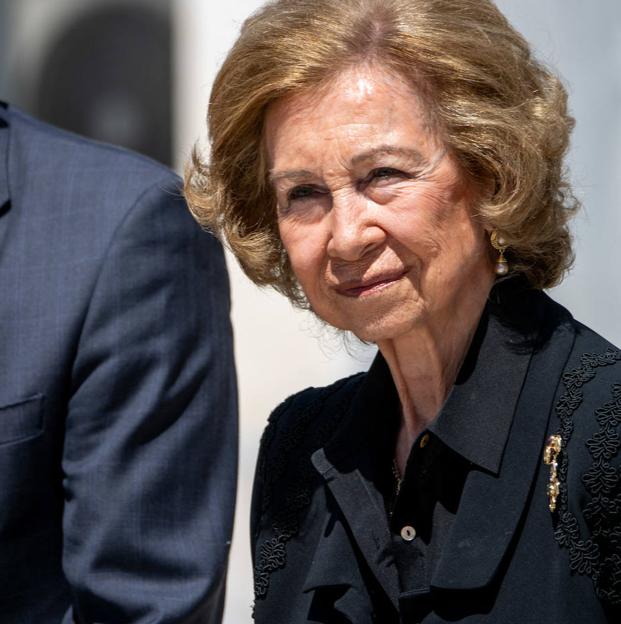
top-left (377, 283), bottom-right (493, 473)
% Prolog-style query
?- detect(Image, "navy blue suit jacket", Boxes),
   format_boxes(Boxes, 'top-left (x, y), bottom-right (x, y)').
top-left (0, 104), bottom-right (238, 623)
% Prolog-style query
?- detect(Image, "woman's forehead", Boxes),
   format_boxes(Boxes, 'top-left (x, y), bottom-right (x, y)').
top-left (269, 63), bottom-right (426, 120)
top-left (264, 64), bottom-right (437, 163)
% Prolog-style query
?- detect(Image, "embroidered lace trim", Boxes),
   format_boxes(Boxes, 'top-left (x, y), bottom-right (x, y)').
top-left (554, 349), bottom-right (621, 605)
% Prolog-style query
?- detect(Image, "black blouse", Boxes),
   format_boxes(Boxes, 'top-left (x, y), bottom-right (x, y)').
top-left (251, 282), bottom-right (621, 623)
top-left (363, 296), bottom-right (537, 620)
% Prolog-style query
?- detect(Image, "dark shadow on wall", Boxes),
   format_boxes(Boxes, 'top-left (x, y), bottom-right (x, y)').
top-left (2, 0), bottom-right (172, 166)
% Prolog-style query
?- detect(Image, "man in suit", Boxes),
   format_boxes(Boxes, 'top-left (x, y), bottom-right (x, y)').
top-left (0, 102), bottom-right (238, 623)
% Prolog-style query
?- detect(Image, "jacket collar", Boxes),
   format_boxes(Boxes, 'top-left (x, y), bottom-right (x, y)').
top-left (311, 284), bottom-right (576, 604)
top-left (431, 296), bottom-right (575, 591)
top-left (428, 285), bottom-right (541, 475)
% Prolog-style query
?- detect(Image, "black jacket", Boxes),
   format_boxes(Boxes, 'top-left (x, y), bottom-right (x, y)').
top-left (251, 284), bottom-right (620, 623)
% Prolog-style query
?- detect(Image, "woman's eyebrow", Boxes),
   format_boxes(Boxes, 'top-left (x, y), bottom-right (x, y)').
top-left (351, 145), bottom-right (427, 166)
top-left (269, 146), bottom-right (431, 184)
top-left (269, 169), bottom-right (315, 184)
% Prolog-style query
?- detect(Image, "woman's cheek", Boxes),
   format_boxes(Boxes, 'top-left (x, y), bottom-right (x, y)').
top-left (287, 242), bottom-right (322, 281)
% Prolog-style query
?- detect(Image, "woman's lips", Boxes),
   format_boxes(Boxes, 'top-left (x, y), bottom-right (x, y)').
top-left (336, 269), bottom-right (408, 298)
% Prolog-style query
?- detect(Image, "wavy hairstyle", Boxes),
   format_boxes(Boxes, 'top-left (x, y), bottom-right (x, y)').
top-left (185, 0), bottom-right (578, 305)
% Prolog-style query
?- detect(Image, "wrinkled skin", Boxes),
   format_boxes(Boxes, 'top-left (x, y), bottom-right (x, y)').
top-left (265, 63), bottom-right (496, 461)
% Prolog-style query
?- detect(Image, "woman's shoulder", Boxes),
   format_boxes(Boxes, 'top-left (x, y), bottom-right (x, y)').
top-left (558, 316), bottom-right (621, 481)
top-left (258, 372), bottom-right (366, 467)
top-left (250, 372), bottom-right (367, 600)
top-left (561, 318), bottom-right (621, 415)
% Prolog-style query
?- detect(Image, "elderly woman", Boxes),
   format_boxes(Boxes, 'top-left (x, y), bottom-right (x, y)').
top-left (186, 0), bottom-right (620, 622)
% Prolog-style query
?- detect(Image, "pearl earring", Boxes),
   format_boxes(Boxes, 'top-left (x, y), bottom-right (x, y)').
top-left (490, 230), bottom-right (509, 276)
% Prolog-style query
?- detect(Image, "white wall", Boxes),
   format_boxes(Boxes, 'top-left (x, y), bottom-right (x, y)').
top-left (173, 2), bottom-right (621, 622)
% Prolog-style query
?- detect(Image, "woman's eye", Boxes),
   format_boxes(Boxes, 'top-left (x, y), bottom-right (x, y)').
top-left (370, 167), bottom-right (405, 181)
top-left (288, 185), bottom-right (319, 201)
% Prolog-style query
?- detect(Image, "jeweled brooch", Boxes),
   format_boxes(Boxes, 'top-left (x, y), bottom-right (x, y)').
top-left (543, 434), bottom-right (562, 512)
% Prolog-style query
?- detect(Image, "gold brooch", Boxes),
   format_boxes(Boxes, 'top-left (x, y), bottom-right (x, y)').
top-left (543, 434), bottom-right (562, 512)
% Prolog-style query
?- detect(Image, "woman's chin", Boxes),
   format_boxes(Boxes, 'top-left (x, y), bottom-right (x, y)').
top-left (338, 307), bottom-right (423, 344)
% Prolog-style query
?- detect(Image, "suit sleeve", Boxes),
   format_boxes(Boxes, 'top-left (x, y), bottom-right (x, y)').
top-left (60, 178), bottom-right (238, 624)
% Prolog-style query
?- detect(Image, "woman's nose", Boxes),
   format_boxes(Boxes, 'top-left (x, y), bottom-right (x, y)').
top-left (326, 193), bottom-right (385, 262)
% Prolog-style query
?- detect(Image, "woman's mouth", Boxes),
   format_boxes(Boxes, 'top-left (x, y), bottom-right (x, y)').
top-left (336, 270), bottom-right (408, 298)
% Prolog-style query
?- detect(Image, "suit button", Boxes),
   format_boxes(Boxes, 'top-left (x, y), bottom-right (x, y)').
top-left (400, 525), bottom-right (416, 541)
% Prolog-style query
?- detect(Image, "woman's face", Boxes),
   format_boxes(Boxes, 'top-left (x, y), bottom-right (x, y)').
top-left (265, 64), bottom-right (494, 342)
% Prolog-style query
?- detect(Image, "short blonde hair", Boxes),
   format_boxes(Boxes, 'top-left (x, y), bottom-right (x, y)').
top-left (185, 0), bottom-right (577, 304)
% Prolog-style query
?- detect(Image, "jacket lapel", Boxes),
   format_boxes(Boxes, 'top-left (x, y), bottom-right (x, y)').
top-left (431, 305), bottom-right (576, 591)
